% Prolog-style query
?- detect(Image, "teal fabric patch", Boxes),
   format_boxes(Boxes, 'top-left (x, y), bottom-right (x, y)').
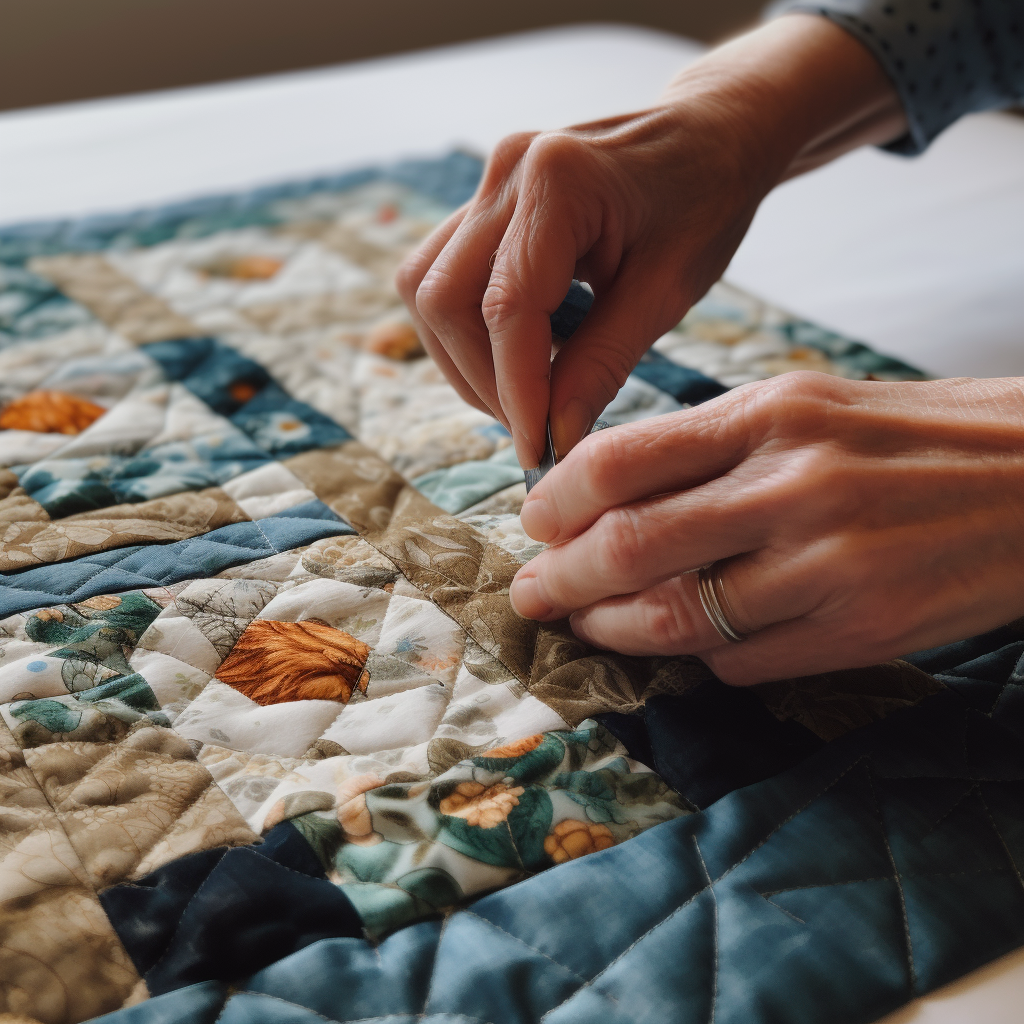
top-left (144, 336), bottom-right (352, 454)
top-left (10, 670), bottom-right (168, 734)
top-left (0, 263), bottom-right (97, 346)
top-left (142, 336), bottom-right (273, 416)
top-left (88, 639), bottom-right (1024, 1024)
top-left (16, 431), bottom-right (271, 517)
top-left (229, 383), bottom-right (352, 456)
top-left (412, 445), bottom-right (523, 514)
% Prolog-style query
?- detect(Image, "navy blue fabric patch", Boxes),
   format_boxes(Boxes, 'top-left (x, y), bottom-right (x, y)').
top-left (632, 349), bottom-right (728, 406)
top-left (144, 337), bottom-right (272, 416)
top-left (99, 822), bottom-right (363, 996)
top-left (143, 336), bottom-right (353, 456)
top-left (229, 382), bottom-right (352, 455)
top-left (0, 510), bottom-right (354, 617)
top-left (599, 682), bottom-right (823, 810)
top-left (549, 280), bottom-right (594, 340)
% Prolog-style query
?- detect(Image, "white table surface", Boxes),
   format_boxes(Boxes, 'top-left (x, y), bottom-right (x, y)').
top-left (1, 23), bottom-right (1023, 1021)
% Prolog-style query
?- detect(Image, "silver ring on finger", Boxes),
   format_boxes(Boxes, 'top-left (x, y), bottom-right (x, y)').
top-left (697, 562), bottom-right (750, 643)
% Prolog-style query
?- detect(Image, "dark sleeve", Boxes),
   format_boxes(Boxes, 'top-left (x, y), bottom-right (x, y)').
top-left (770, 0), bottom-right (1024, 153)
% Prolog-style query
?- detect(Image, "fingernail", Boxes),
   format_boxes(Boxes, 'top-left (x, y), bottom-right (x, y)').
top-left (551, 397), bottom-right (593, 461)
top-left (514, 434), bottom-right (540, 472)
top-left (568, 612), bottom-right (591, 643)
top-left (569, 612), bottom-right (608, 650)
top-left (509, 573), bottom-right (553, 620)
top-left (520, 498), bottom-right (559, 543)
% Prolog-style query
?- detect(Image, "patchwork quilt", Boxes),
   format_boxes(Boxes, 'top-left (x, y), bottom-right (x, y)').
top-left (2, 151), bottom-right (1024, 1024)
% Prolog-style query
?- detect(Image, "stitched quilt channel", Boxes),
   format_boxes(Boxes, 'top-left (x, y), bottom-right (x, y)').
top-left (2, 152), bottom-right (1020, 1024)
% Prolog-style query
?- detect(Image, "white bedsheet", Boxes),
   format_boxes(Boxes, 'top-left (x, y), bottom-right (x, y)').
top-left (1, 23), bottom-right (1022, 1021)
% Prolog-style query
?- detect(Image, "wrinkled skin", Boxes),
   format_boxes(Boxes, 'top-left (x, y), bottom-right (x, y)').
top-left (396, 14), bottom-right (1024, 682)
top-left (397, 15), bottom-right (906, 466)
top-left (510, 374), bottom-right (1024, 683)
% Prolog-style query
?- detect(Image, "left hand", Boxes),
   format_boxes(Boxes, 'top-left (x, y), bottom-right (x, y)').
top-left (509, 372), bottom-right (1024, 684)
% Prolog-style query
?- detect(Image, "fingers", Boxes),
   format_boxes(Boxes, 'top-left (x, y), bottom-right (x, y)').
top-left (396, 205), bottom-right (492, 417)
top-left (568, 574), bottom-right (732, 655)
top-left (546, 255), bottom-right (683, 460)
top-left (483, 193), bottom-right (585, 468)
top-left (564, 551), bottom-right (827, 675)
top-left (519, 372), bottom-right (837, 545)
top-left (518, 400), bottom-right (747, 545)
top-left (509, 473), bottom-right (784, 621)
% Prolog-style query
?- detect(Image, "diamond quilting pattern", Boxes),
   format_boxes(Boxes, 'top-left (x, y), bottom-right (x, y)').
top-left (0, 152), bottom-right (991, 1024)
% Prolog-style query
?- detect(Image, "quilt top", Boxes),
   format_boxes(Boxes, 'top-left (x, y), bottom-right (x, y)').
top-left (2, 152), bottom-right (1024, 1024)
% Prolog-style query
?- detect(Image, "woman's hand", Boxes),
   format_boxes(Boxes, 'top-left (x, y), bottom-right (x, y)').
top-left (509, 373), bottom-right (1024, 685)
top-left (396, 15), bottom-right (906, 468)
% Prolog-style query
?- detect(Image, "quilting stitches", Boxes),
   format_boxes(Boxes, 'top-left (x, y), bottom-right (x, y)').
top-left (978, 787), bottom-right (1024, 894)
top-left (0, 716), bottom-right (143, 1020)
top-left (1, 152), bottom-right (1005, 1024)
top-left (30, 254), bottom-right (200, 344)
top-left (13, 720), bottom-right (257, 887)
top-left (691, 836), bottom-right (719, 1024)
top-left (867, 764), bottom-right (917, 992)
top-left (760, 895), bottom-right (806, 926)
top-left (0, 487), bottom-right (250, 572)
top-left (535, 752), bottom-right (875, 1019)
top-left (0, 512), bottom-right (354, 618)
top-left (459, 912), bottom-right (589, 986)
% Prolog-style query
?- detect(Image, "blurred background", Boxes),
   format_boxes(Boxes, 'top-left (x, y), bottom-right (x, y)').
top-left (1, 0), bottom-right (764, 111)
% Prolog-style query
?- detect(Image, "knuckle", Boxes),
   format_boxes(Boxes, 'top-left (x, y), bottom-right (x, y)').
top-left (484, 132), bottom-right (535, 189)
top-left (583, 343), bottom-right (639, 409)
top-left (414, 269), bottom-right (455, 328)
top-left (525, 131), bottom-right (587, 179)
top-left (749, 371), bottom-right (839, 439)
top-left (642, 584), bottom-right (695, 650)
top-left (480, 282), bottom-right (518, 334)
top-left (592, 508), bottom-right (645, 580)
top-left (576, 430), bottom-right (631, 504)
top-left (773, 446), bottom-right (851, 512)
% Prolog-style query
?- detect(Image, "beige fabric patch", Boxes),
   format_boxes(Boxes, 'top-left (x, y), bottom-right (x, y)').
top-left (241, 286), bottom-right (403, 335)
top-left (0, 719), bottom-right (140, 1022)
top-left (276, 220), bottom-right (409, 283)
top-left (287, 440), bottom-right (942, 732)
top-left (29, 255), bottom-right (197, 343)
top-left (286, 441), bottom-right (715, 724)
top-left (23, 722), bottom-right (257, 889)
top-left (0, 487), bottom-right (249, 572)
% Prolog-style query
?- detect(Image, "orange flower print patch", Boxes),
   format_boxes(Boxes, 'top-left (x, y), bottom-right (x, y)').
top-left (544, 819), bottom-right (615, 863)
top-left (0, 390), bottom-right (107, 435)
top-left (337, 773), bottom-right (387, 847)
top-left (439, 781), bottom-right (524, 828)
top-left (216, 619), bottom-right (371, 706)
top-left (198, 254), bottom-right (284, 280)
top-left (363, 321), bottom-right (424, 361)
top-left (482, 734), bottom-right (545, 759)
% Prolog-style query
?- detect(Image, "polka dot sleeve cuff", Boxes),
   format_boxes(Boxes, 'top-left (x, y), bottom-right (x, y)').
top-left (770, 0), bottom-right (1024, 153)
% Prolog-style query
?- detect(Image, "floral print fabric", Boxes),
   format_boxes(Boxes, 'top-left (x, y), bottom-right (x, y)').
top-left (0, 153), bottom-right (938, 1023)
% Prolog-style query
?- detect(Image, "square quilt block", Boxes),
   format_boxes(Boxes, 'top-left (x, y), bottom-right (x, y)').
top-left (1, 151), bottom-right (1018, 1024)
